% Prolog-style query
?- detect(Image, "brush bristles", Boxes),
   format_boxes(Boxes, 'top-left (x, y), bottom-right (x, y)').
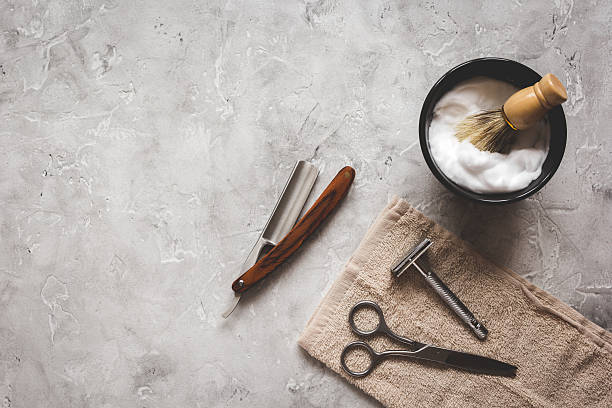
top-left (455, 109), bottom-right (516, 153)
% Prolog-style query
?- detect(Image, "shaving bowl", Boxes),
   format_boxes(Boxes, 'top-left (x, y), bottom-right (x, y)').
top-left (419, 57), bottom-right (567, 204)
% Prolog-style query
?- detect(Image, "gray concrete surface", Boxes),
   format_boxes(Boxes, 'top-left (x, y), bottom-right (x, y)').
top-left (1, 0), bottom-right (610, 406)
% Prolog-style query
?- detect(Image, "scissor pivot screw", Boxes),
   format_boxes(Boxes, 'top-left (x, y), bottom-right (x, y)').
top-left (237, 279), bottom-right (244, 288)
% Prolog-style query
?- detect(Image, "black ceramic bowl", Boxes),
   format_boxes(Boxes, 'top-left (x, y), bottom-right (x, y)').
top-left (419, 57), bottom-right (567, 204)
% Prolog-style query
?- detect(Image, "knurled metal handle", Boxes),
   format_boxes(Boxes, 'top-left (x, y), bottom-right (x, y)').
top-left (419, 266), bottom-right (488, 340)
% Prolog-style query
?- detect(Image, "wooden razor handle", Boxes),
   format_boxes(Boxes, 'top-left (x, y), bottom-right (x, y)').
top-left (503, 73), bottom-right (568, 130)
top-left (231, 166), bottom-right (356, 294)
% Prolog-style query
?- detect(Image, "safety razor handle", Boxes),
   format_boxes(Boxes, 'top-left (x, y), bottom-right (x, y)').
top-left (414, 264), bottom-right (489, 340)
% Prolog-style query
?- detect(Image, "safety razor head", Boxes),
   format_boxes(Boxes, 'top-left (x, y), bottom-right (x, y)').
top-left (391, 238), bottom-right (433, 278)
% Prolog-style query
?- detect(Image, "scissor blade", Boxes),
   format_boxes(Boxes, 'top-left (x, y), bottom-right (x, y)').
top-left (444, 349), bottom-right (517, 377)
top-left (418, 346), bottom-right (517, 377)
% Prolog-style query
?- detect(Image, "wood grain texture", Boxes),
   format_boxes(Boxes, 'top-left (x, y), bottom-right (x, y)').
top-left (503, 73), bottom-right (567, 130)
top-left (231, 166), bottom-right (355, 293)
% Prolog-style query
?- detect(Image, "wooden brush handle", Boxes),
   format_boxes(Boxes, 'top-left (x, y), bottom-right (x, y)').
top-left (231, 166), bottom-right (355, 294)
top-left (502, 73), bottom-right (567, 130)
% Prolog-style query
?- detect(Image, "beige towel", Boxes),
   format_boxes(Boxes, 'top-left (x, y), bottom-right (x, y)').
top-left (298, 197), bottom-right (612, 408)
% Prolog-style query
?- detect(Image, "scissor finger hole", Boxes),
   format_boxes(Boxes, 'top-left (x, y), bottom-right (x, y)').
top-left (348, 300), bottom-right (384, 335)
top-left (340, 342), bottom-right (376, 377)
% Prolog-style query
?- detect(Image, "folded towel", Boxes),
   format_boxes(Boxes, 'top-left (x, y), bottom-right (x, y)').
top-left (298, 197), bottom-right (612, 408)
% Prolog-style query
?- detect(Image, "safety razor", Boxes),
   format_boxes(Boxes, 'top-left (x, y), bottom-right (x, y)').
top-left (391, 238), bottom-right (489, 340)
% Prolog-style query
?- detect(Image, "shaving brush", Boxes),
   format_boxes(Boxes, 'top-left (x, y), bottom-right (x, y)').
top-left (455, 73), bottom-right (568, 153)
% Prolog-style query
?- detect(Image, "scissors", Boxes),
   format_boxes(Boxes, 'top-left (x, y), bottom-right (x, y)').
top-left (340, 301), bottom-right (517, 378)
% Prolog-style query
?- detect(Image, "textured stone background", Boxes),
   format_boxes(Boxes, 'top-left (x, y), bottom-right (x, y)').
top-left (1, 0), bottom-right (610, 406)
